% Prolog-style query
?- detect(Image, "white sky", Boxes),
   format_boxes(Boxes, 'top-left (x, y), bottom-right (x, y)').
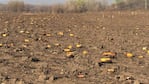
top-left (0, 0), bottom-right (115, 5)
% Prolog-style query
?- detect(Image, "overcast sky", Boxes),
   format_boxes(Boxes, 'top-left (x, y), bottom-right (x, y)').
top-left (0, 0), bottom-right (115, 5)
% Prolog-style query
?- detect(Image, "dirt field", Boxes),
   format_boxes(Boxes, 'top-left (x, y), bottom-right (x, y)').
top-left (0, 11), bottom-right (149, 84)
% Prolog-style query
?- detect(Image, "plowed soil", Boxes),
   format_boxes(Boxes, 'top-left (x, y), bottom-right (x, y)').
top-left (0, 11), bottom-right (149, 84)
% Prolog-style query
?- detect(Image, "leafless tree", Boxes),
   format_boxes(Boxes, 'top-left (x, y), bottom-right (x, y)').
top-left (8, 0), bottom-right (24, 12)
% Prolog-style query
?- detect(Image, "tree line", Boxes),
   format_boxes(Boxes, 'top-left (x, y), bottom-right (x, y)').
top-left (0, 0), bottom-right (107, 13)
top-left (0, 0), bottom-right (148, 13)
top-left (114, 0), bottom-right (149, 10)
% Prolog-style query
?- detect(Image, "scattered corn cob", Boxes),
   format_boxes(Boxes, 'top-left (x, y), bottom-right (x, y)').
top-left (138, 56), bottom-right (144, 59)
top-left (0, 43), bottom-right (3, 47)
top-left (47, 45), bottom-right (51, 48)
top-left (147, 50), bottom-right (149, 54)
top-left (19, 30), bottom-right (24, 33)
top-left (76, 44), bottom-right (82, 48)
top-left (77, 74), bottom-right (85, 78)
top-left (142, 47), bottom-right (147, 51)
top-left (67, 45), bottom-right (73, 49)
top-left (24, 39), bottom-right (30, 42)
top-left (107, 68), bottom-right (115, 73)
top-left (82, 50), bottom-right (88, 55)
top-left (57, 32), bottom-right (64, 36)
top-left (126, 53), bottom-right (133, 58)
top-left (2, 33), bottom-right (7, 37)
top-left (102, 52), bottom-right (116, 57)
top-left (69, 34), bottom-right (74, 37)
top-left (64, 48), bottom-right (71, 52)
top-left (54, 43), bottom-right (60, 46)
top-left (66, 52), bottom-right (74, 58)
top-left (100, 58), bottom-right (112, 63)
top-left (46, 34), bottom-right (51, 37)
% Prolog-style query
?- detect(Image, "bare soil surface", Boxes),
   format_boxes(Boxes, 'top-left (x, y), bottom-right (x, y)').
top-left (0, 12), bottom-right (149, 84)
